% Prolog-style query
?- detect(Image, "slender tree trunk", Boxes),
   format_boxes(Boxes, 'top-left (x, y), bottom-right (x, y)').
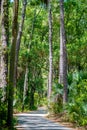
top-left (59, 0), bottom-right (67, 104)
top-left (48, 0), bottom-right (53, 100)
top-left (21, 9), bottom-right (36, 111)
top-left (29, 82), bottom-right (35, 110)
top-left (7, 0), bottom-right (19, 127)
top-left (15, 0), bottom-right (27, 86)
top-left (0, 0), bottom-right (9, 102)
top-left (28, 8), bottom-right (36, 49)
top-left (22, 10), bottom-right (36, 110)
top-left (0, 0), bottom-right (1, 12)
top-left (22, 63), bottom-right (29, 111)
top-left (0, 1), bottom-right (1, 79)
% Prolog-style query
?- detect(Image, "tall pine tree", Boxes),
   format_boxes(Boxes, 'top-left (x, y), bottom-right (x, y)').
top-left (59, 0), bottom-right (68, 104)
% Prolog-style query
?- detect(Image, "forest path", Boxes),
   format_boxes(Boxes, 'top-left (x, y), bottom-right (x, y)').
top-left (14, 107), bottom-right (72, 130)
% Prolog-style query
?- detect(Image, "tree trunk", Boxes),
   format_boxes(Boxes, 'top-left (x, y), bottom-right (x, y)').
top-left (0, 0), bottom-right (9, 102)
top-left (48, 0), bottom-right (53, 100)
top-left (22, 64), bottom-right (29, 111)
top-left (15, 0), bottom-right (27, 86)
top-left (7, 0), bottom-right (19, 127)
top-left (59, 0), bottom-right (68, 104)
top-left (29, 82), bottom-right (35, 110)
top-left (0, 0), bottom-right (1, 12)
top-left (22, 9), bottom-right (36, 111)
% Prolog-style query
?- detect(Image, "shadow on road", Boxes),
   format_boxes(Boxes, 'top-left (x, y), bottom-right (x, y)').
top-left (14, 107), bottom-right (72, 130)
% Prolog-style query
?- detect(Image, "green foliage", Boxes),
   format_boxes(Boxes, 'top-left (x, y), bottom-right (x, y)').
top-left (66, 103), bottom-right (87, 126)
top-left (34, 93), bottom-right (47, 108)
top-left (0, 102), bottom-right (7, 126)
top-left (49, 101), bottom-right (63, 114)
top-left (53, 83), bottom-right (63, 95)
top-left (65, 0), bottom-right (87, 70)
top-left (67, 71), bottom-right (87, 126)
top-left (1, 0), bottom-right (87, 127)
top-left (0, 90), bottom-right (7, 126)
top-left (39, 97), bottom-right (48, 106)
top-left (48, 83), bottom-right (63, 114)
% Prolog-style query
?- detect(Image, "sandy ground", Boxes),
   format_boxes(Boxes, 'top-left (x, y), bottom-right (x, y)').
top-left (46, 114), bottom-right (87, 130)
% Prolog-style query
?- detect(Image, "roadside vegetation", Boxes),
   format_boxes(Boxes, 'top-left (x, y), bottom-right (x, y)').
top-left (0, 0), bottom-right (87, 129)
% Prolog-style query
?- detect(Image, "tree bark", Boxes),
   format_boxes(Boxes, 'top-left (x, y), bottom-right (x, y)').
top-left (7, 0), bottom-right (19, 127)
top-left (59, 0), bottom-right (68, 104)
top-left (15, 0), bottom-right (27, 86)
top-left (29, 82), bottom-right (35, 110)
top-left (48, 0), bottom-right (53, 100)
top-left (22, 63), bottom-right (29, 111)
top-left (0, 0), bottom-right (9, 102)
top-left (0, 0), bottom-right (1, 12)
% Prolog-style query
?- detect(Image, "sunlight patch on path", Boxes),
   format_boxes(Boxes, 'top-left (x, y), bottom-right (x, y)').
top-left (14, 113), bottom-right (49, 117)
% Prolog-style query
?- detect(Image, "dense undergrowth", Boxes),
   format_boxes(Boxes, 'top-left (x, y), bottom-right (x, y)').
top-left (0, 71), bottom-right (87, 128)
top-left (0, 90), bottom-right (7, 127)
top-left (49, 70), bottom-right (87, 127)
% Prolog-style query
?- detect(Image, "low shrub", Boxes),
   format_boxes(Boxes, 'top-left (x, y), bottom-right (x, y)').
top-left (67, 72), bottom-right (87, 126)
